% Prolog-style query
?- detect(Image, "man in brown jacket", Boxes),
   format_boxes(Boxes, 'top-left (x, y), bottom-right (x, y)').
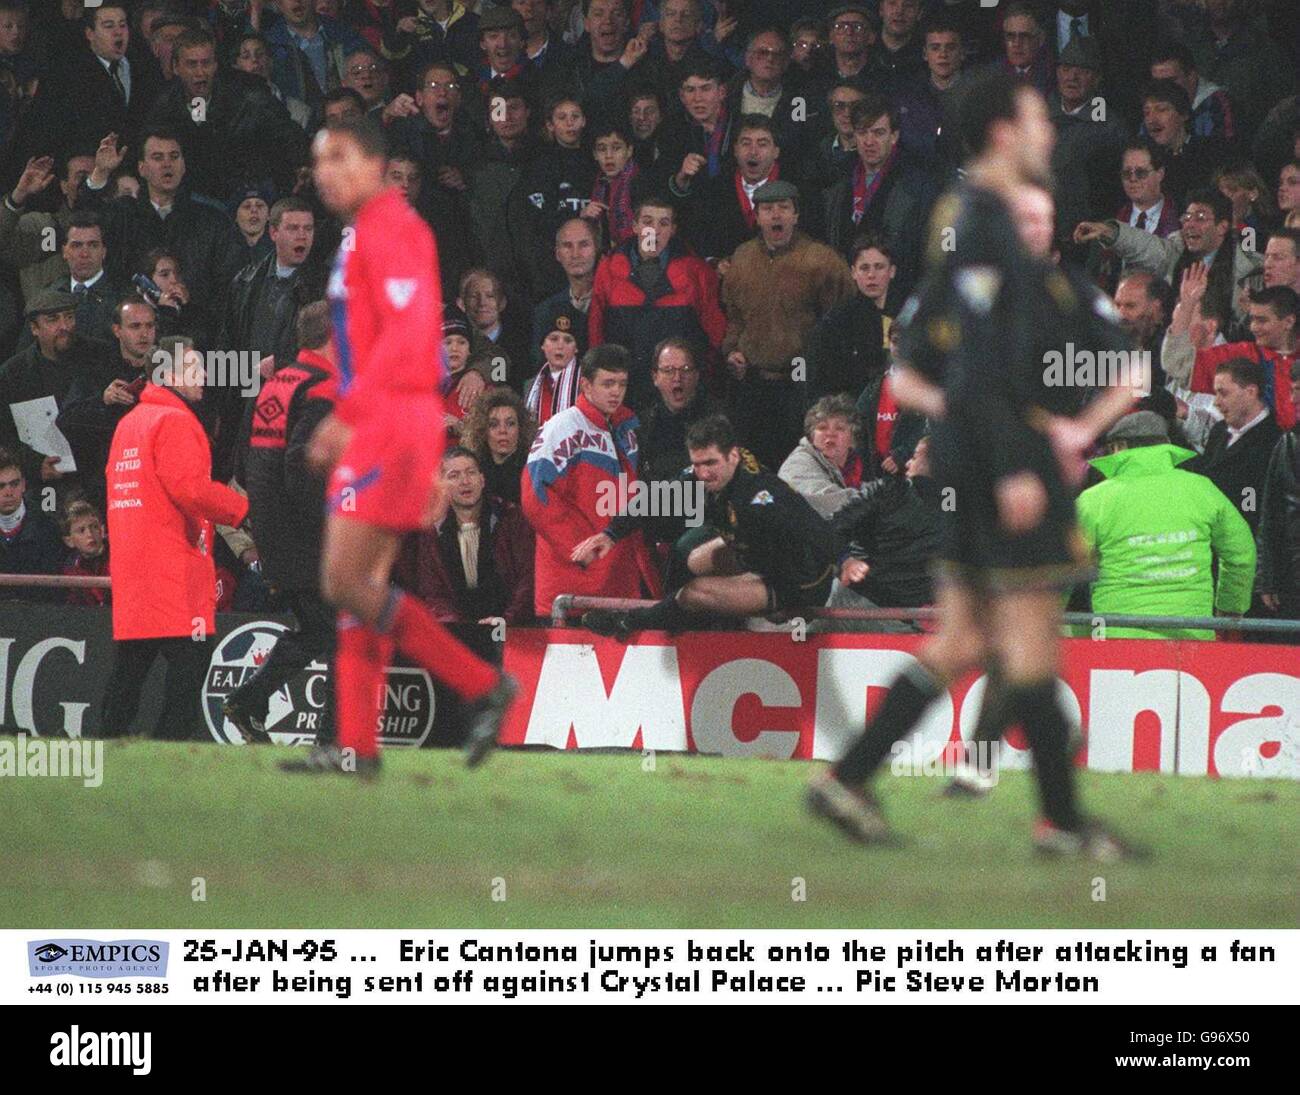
top-left (721, 180), bottom-right (854, 470)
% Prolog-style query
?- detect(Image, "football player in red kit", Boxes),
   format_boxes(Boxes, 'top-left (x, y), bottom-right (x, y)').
top-left (298, 117), bottom-right (515, 776)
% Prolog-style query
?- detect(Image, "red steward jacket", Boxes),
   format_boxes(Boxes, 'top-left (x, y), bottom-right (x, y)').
top-left (327, 186), bottom-right (445, 426)
top-left (106, 385), bottom-right (249, 640)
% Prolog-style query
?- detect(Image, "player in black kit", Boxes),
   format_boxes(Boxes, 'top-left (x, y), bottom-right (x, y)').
top-left (579, 414), bottom-right (836, 637)
top-left (806, 73), bottom-right (1146, 860)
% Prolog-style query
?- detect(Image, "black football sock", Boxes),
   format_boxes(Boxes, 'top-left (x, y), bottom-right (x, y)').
top-left (833, 662), bottom-right (944, 786)
top-left (623, 591), bottom-right (692, 633)
top-left (965, 661), bottom-right (1009, 769)
top-left (1009, 678), bottom-right (1082, 832)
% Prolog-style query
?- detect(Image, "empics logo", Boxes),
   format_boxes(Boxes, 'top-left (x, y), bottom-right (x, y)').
top-left (50, 1027), bottom-right (151, 1076)
top-left (28, 939), bottom-right (168, 978)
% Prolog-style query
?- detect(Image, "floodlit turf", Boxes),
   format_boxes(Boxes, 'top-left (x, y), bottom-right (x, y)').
top-left (1, 741), bottom-right (1296, 928)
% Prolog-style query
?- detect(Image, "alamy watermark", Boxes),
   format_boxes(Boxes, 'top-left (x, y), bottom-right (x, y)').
top-left (595, 473), bottom-right (705, 527)
top-left (0, 733), bottom-right (102, 788)
top-left (890, 738), bottom-right (1001, 786)
top-left (151, 346), bottom-right (263, 398)
top-left (1042, 344), bottom-right (1151, 396)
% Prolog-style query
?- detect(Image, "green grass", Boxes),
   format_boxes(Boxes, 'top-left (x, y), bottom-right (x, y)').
top-left (2, 741), bottom-right (1296, 928)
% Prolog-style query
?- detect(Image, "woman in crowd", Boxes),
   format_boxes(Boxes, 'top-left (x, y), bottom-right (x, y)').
top-left (460, 387), bottom-right (535, 506)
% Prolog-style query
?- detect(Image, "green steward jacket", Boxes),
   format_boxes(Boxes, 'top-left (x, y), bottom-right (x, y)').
top-left (1076, 444), bottom-right (1256, 640)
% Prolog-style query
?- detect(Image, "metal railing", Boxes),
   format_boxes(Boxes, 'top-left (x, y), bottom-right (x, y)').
top-left (0, 574), bottom-right (111, 589)
top-left (550, 594), bottom-right (1300, 636)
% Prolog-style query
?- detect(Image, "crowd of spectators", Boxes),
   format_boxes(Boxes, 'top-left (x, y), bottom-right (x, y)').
top-left (0, 0), bottom-right (1296, 640)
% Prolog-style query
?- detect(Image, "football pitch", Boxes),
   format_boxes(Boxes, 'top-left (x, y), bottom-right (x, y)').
top-left (2, 741), bottom-right (1296, 929)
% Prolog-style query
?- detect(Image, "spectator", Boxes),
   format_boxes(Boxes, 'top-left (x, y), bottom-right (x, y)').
top-left (22, 4), bottom-right (162, 159)
top-left (234, 31), bottom-right (312, 130)
top-left (977, 2), bottom-right (1053, 98)
top-left (533, 216), bottom-right (599, 359)
top-left (1077, 409), bottom-right (1255, 639)
top-left (460, 386), bottom-right (535, 506)
top-left (789, 18), bottom-right (827, 79)
top-left (581, 412), bottom-right (835, 637)
top-left (857, 322), bottom-right (925, 481)
top-left (831, 432), bottom-right (941, 614)
top-left (1175, 281), bottom-right (1299, 432)
top-left (230, 183), bottom-right (276, 269)
top-left (0, 446), bottom-right (63, 597)
top-left (1212, 161), bottom-right (1276, 241)
top-left (722, 179), bottom-right (854, 470)
top-left (1114, 269), bottom-right (1176, 388)
top-left (522, 95), bottom-right (596, 249)
top-left (676, 113), bottom-right (816, 264)
top-left (821, 4), bottom-right (878, 93)
top-left (804, 234), bottom-right (888, 403)
top-left (1162, 264), bottom-right (1232, 450)
top-left (894, 13), bottom-right (967, 175)
top-left (59, 497), bottom-right (109, 607)
top-left (805, 80), bottom-right (865, 193)
top-left (514, 0), bottom-right (574, 76)
top-left (1049, 36), bottom-right (1126, 237)
top-left (0, 290), bottom-right (84, 494)
top-left (146, 28), bottom-right (310, 201)
top-left (585, 119), bottom-right (643, 249)
top-left (31, 210), bottom-right (122, 346)
top-left (559, 0), bottom-right (648, 115)
top-left (78, 129), bottom-right (245, 320)
top-left (221, 301), bottom-right (338, 746)
top-left (440, 306), bottom-right (478, 436)
top-left (522, 344), bottom-right (662, 618)
top-left (634, 0), bottom-right (720, 113)
top-left (473, 5), bottom-right (534, 98)
top-left (1, 149), bottom-right (97, 306)
top-left (100, 335), bottom-right (248, 739)
top-left (222, 196), bottom-right (319, 364)
top-left (1278, 160), bottom-right (1300, 225)
top-left (341, 47), bottom-right (391, 116)
top-left (724, 28), bottom-right (804, 159)
top-left (1114, 141), bottom-right (1180, 240)
top-left (322, 86), bottom-right (367, 124)
top-left (779, 394), bottom-right (868, 519)
top-left (1074, 187), bottom-right (1262, 328)
top-left (1180, 0), bottom-right (1295, 146)
top-left (1150, 39), bottom-right (1236, 146)
top-left (588, 193), bottom-right (724, 409)
top-left (56, 295), bottom-right (157, 510)
top-left (139, 249), bottom-right (214, 347)
top-left (398, 446), bottom-right (535, 623)
top-left (1257, 358), bottom-right (1300, 627)
top-left (263, 0), bottom-right (369, 117)
top-left (1262, 227), bottom-right (1300, 294)
top-left (635, 336), bottom-right (725, 487)
top-left (871, 0), bottom-right (925, 93)
top-left (525, 304), bottom-right (581, 427)
top-left (1186, 355), bottom-right (1284, 536)
top-left (824, 96), bottom-right (937, 298)
top-left (465, 77), bottom-right (544, 305)
top-left (377, 0), bottom-right (482, 80)
top-left (628, 84), bottom-right (669, 171)
top-left (662, 60), bottom-right (737, 198)
top-left (457, 267), bottom-right (533, 392)
top-left (1137, 79), bottom-right (1230, 208)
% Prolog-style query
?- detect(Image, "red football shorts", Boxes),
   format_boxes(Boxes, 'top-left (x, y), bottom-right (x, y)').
top-left (328, 394), bottom-right (443, 531)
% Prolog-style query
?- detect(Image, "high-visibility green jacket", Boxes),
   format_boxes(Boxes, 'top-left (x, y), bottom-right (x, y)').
top-left (1076, 444), bottom-right (1256, 639)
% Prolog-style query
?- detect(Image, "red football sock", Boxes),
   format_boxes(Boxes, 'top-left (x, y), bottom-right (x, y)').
top-left (382, 590), bottom-right (497, 701)
top-left (334, 617), bottom-right (392, 760)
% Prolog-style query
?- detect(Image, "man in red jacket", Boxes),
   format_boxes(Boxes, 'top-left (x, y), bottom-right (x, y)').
top-left (306, 117), bottom-right (515, 776)
top-left (101, 335), bottom-right (249, 739)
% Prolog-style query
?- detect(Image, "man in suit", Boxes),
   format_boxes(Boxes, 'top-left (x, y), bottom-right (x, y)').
top-left (1188, 355), bottom-right (1282, 535)
top-left (20, 4), bottom-right (162, 161)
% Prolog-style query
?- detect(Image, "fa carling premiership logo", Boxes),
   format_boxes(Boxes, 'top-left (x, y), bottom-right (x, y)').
top-left (28, 939), bottom-right (168, 978)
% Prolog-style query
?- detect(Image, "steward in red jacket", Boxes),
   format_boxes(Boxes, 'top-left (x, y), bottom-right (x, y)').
top-left (522, 347), bottom-right (663, 617)
top-left (100, 338), bottom-right (248, 739)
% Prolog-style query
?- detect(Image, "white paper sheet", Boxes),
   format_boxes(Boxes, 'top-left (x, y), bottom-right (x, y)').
top-left (9, 395), bottom-right (77, 473)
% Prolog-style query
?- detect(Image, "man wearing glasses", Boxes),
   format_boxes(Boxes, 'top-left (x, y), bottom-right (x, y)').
top-left (1074, 186), bottom-right (1262, 327)
top-left (976, 2), bottom-right (1052, 98)
top-left (824, 5), bottom-right (877, 92)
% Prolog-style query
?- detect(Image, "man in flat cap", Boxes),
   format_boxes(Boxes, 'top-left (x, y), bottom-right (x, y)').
top-left (720, 178), bottom-right (854, 471)
top-left (0, 289), bottom-right (94, 501)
